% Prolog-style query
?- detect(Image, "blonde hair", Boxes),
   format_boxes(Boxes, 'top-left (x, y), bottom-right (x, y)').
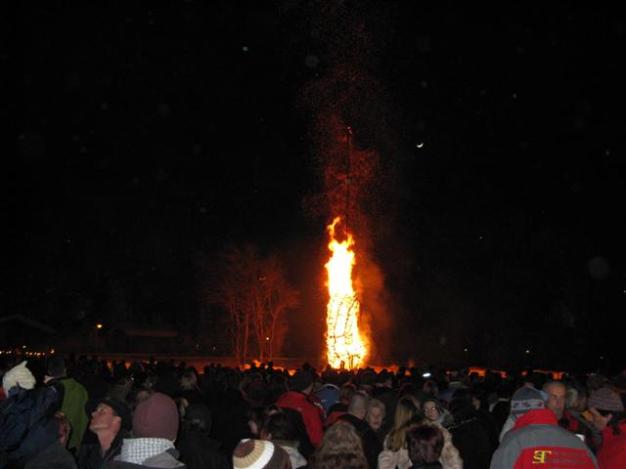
top-left (367, 398), bottom-right (385, 416)
top-left (311, 421), bottom-right (368, 469)
top-left (386, 395), bottom-right (420, 451)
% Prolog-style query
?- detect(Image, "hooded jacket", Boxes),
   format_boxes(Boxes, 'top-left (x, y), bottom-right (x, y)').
top-left (490, 409), bottom-right (598, 469)
top-left (0, 386), bottom-right (59, 466)
top-left (276, 391), bottom-right (323, 447)
top-left (49, 377), bottom-right (89, 450)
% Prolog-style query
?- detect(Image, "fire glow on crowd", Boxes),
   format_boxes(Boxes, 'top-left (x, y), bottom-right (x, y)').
top-left (325, 216), bottom-right (368, 369)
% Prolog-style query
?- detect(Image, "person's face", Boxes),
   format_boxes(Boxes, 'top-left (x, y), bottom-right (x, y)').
top-left (423, 401), bottom-right (440, 421)
top-left (472, 396), bottom-right (481, 411)
top-left (90, 404), bottom-right (119, 433)
top-left (576, 394), bottom-right (588, 412)
top-left (366, 407), bottom-right (384, 431)
top-left (545, 384), bottom-right (566, 419)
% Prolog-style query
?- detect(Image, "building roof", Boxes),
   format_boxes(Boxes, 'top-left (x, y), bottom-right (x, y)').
top-left (0, 314), bottom-right (57, 334)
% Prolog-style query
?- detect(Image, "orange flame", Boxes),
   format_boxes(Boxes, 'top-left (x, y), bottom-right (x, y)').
top-left (325, 217), bottom-right (367, 369)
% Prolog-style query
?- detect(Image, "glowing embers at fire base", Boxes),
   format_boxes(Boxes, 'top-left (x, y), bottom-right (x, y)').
top-left (325, 217), bottom-right (367, 369)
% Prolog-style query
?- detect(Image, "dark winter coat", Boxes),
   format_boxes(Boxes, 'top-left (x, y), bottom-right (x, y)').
top-left (0, 387), bottom-right (59, 467)
top-left (77, 431), bottom-right (127, 469)
top-left (176, 429), bottom-right (229, 469)
top-left (339, 413), bottom-right (383, 469)
top-left (490, 400), bottom-right (510, 436)
top-left (209, 387), bottom-right (251, 457)
top-left (478, 410), bottom-right (499, 453)
top-left (448, 404), bottom-right (493, 469)
top-left (24, 441), bottom-right (77, 469)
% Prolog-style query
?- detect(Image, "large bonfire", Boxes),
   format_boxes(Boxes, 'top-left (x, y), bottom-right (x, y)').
top-left (325, 216), bottom-right (368, 369)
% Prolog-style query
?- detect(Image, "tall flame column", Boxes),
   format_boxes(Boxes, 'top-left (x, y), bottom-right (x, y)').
top-left (325, 217), bottom-right (367, 369)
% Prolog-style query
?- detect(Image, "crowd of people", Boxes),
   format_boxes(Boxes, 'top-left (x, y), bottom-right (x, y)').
top-left (1, 354), bottom-right (624, 468)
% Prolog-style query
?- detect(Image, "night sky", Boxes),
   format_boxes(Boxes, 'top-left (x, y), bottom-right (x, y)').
top-left (13, 3), bottom-right (626, 371)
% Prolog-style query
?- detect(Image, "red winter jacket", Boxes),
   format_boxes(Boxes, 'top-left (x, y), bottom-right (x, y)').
top-left (490, 409), bottom-right (598, 468)
top-left (597, 420), bottom-right (626, 469)
top-left (276, 390), bottom-right (324, 447)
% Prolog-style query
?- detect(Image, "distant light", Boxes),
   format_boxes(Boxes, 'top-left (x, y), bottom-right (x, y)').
top-left (416, 142), bottom-right (424, 149)
top-left (464, 348), bottom-right (469, 352)
top-left (600, 356), bottom-right (605, 360)
top-left (265, 336), bottom-right (270, 341)
top-left (525, 349), bottom-right (531, 354)
top-left (422, 372), bottom-right (432, 378)
top-left (22, 345), bottom-right (27, 349)
top-left (96, 323), bottom-right (103, 329)
top-left (242, 45), bottom-right (249, 52)
top-left (50, 348), bottom-right (55, 354)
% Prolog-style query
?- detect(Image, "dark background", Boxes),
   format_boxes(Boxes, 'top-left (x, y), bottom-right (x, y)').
top-left (11, 3), bottom-right (626, 371)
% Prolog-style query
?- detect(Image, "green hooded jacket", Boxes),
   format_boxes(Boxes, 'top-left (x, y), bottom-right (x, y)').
top-left (58, 377), bottom-right (89, 450)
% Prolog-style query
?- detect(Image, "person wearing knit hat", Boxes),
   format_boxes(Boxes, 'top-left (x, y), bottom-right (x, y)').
top-left (510, 386), bottom-right (547, 416)
top-left (133, 392), bottom-right (180, 441)
top-left (491, 385), bottom-right (598, 468)
top-left (233, 439), bottom-right (292, 469)
top-left (2, 360), bottom-right (36, 394)
top-left (588, 387), bottom-right (625, 413)
top-left (0, 362), bottom-right (60, 466)
top-left (108, 392), bottom-right (186, 468)
top-left (591, 387), bottom-right (626, 468)
top-left (498, 386), bottom-right (548, 441)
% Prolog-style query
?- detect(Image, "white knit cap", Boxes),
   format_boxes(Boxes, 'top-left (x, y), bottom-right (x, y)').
top-left (2, 361), bottom-right (36, 392)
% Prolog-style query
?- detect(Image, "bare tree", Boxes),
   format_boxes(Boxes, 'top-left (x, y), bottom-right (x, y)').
top-left (253, 255), bottom-right (299, 361)
top-left (208, 245), bottom-right (298, 364)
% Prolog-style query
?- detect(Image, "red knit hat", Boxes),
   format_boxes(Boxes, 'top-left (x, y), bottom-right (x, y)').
top-left (133, 392), bottom-right (180, 441)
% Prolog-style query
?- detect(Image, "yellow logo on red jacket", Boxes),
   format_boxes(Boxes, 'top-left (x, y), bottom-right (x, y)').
top-left (532, 450), bottom-right (552, 464)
